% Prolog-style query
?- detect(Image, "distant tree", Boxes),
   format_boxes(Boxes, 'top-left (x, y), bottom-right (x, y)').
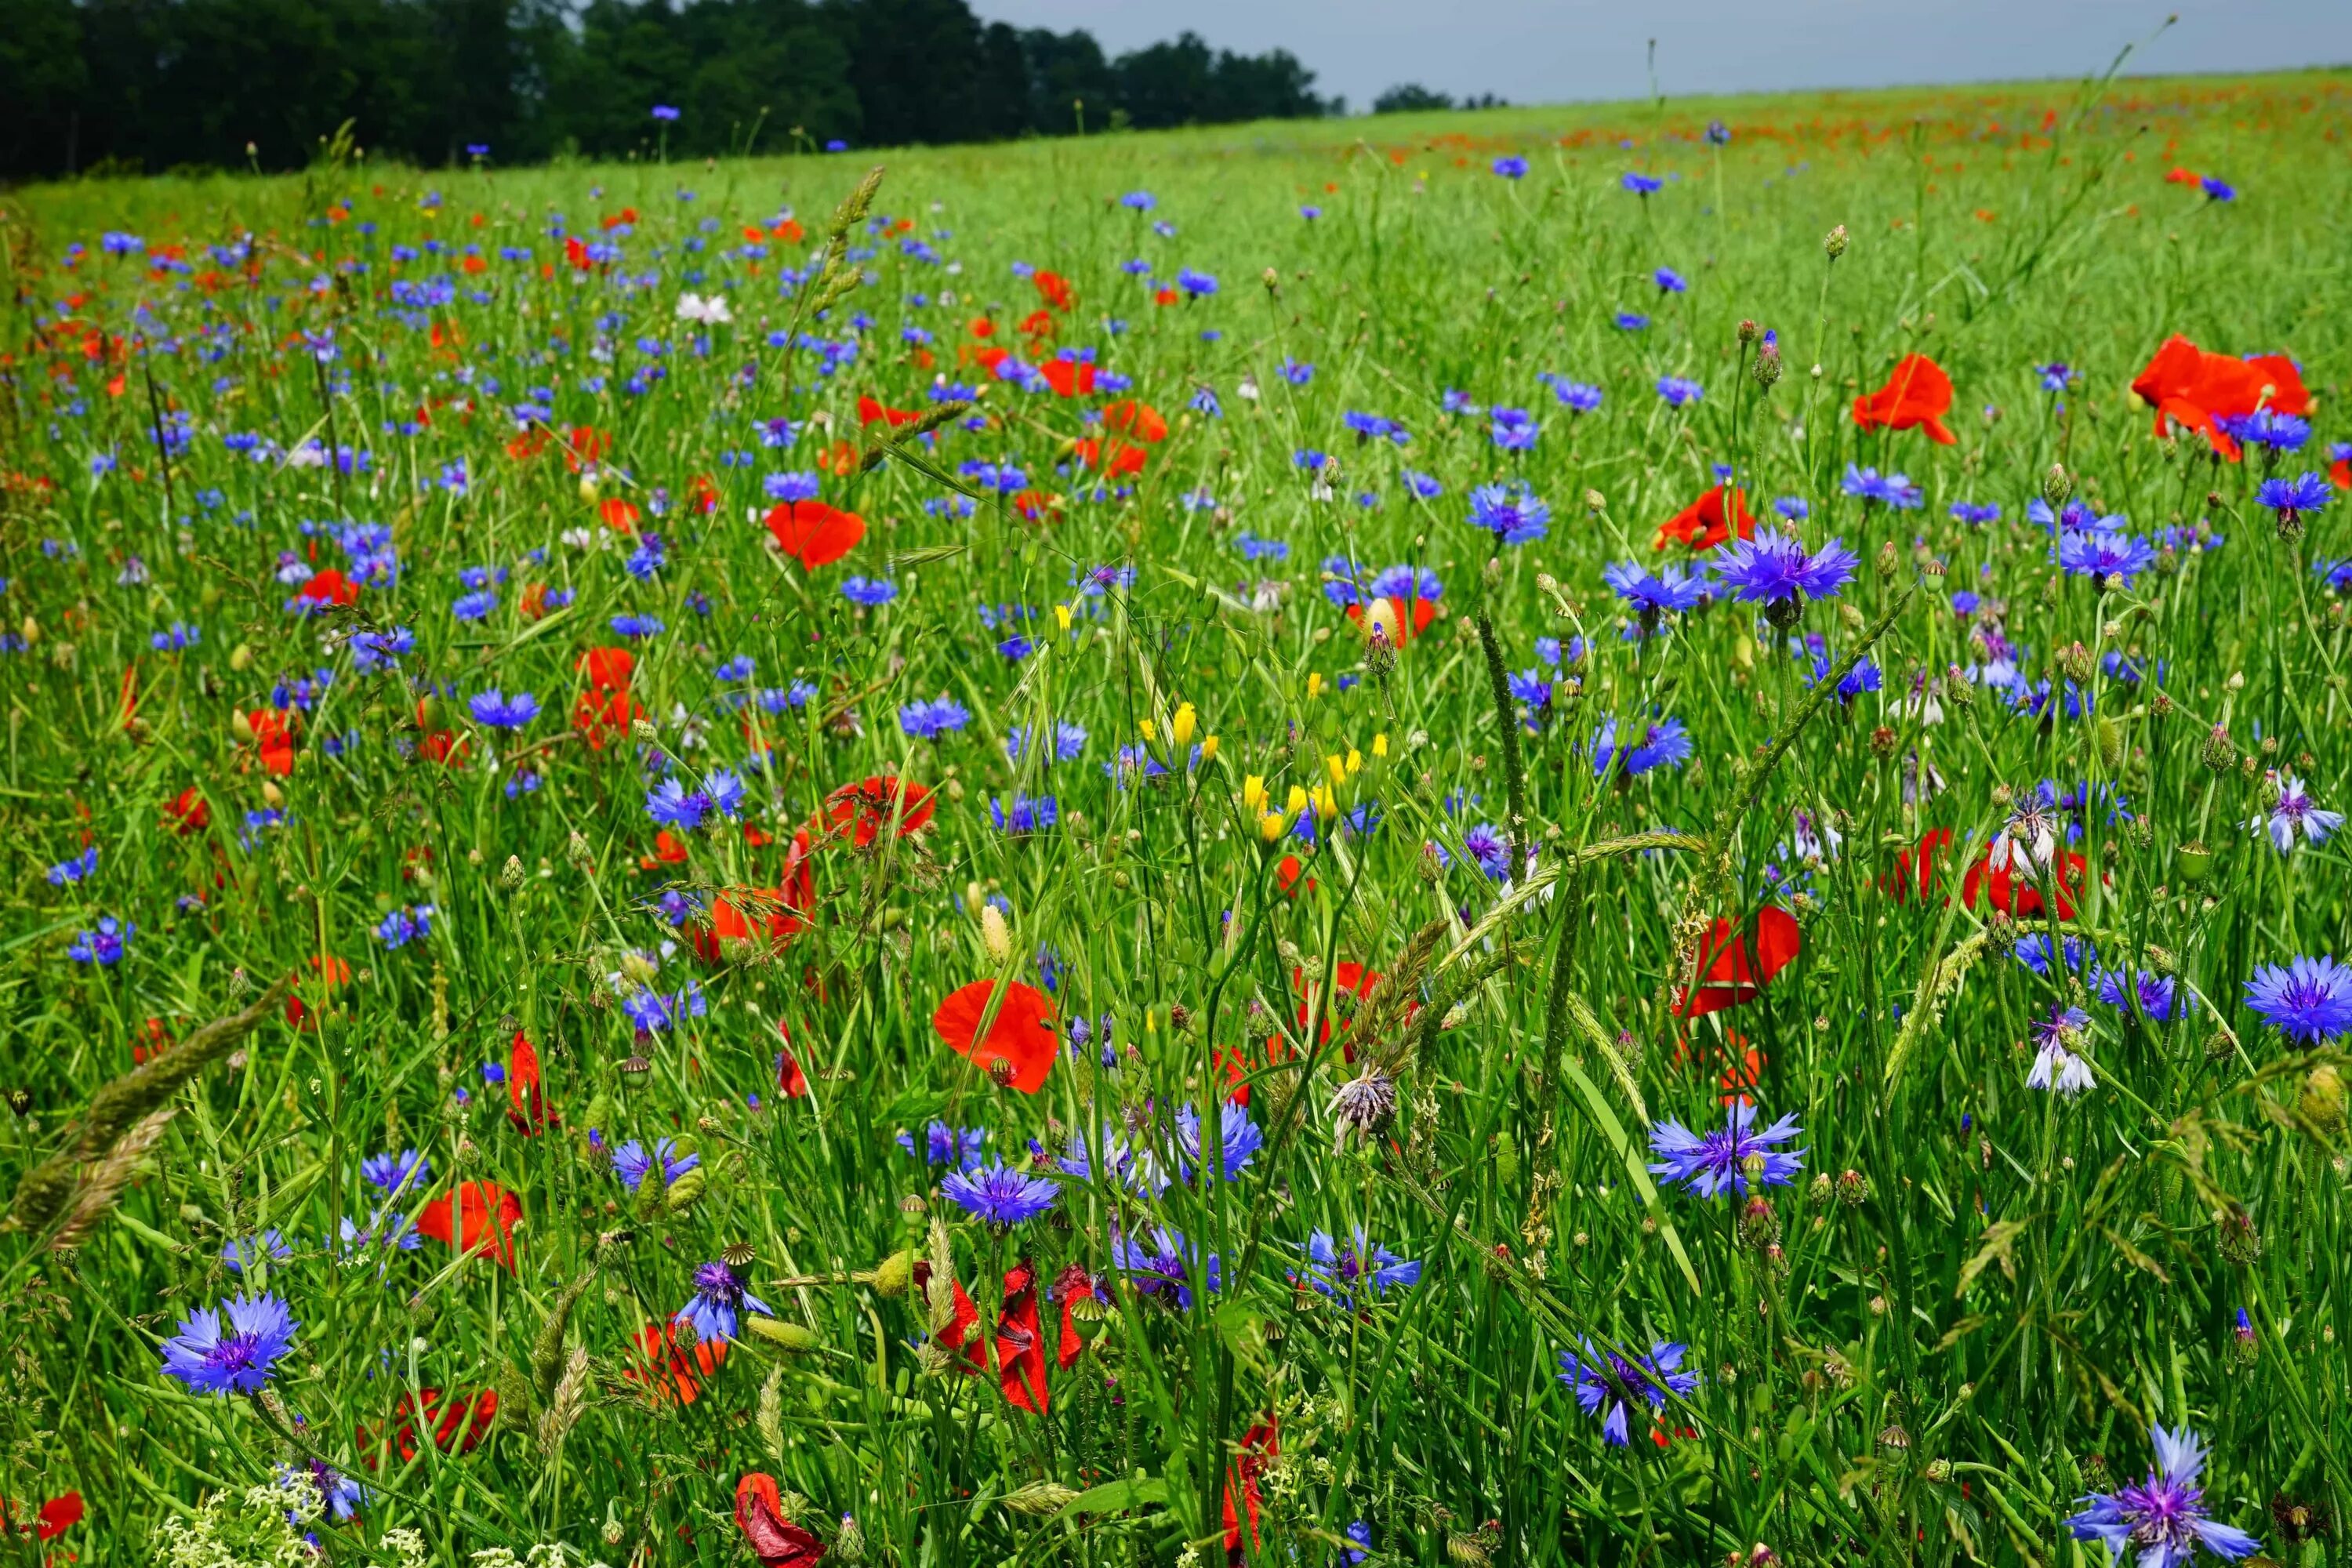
top-left (1018, 26), bottom-right (1116, 135)
top-left (1112, 31), bottom-right (1217, 131)
top-left (0, 0), bottom-right (89, 178)
top-left (1372, 82), bottom-right (1453, 114)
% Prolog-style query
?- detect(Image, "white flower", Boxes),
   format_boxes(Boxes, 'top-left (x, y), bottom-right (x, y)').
top-left (674, 292), bottom-right (733, 325)
top-left (2250, 772), bottom-right (2343, 852)
top-left (2027, 1040), bottom-right (2095, 1096)
top-left (1990, 800), bottom-right (2058, 872)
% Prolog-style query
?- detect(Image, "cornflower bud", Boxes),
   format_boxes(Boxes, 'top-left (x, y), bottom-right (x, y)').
top-left (2043, 463), bottom-right (2073, 509)
top-left (1736, 318), bottom-right (1759, 344)
top-left (2200, 724), bottom-right (2237, 774)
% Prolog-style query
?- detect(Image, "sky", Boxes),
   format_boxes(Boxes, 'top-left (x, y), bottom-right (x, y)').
top-left (967, 0), bottom-right (2352, 116)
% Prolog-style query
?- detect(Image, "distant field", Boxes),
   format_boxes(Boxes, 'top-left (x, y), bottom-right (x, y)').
top-left (3, 62), bottom-right (2350, 1568)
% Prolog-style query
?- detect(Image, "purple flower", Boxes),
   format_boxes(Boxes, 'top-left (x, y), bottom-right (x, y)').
top-left (898, 1120), bottom-right (988, 1170)
top-left (1174, 1102), bottom-right (1262, 1182)
top-left (223, 1230), bottom-right (292, 1274)
top-left (2067, 1425), bottom-right (2259, 1567)
top-left (674, 1261), bottom-right (771, 1344)
top-left (1602, 560), bottom-right (1707, 622)
top-left (1554, 380), bottom-right (1603, 413)
top-left (1461, 822), bottom-right (1512, 880)
top-left (612, 1137), bottom-right (700, 1191)
top-left (1112, 1226), bottom-right (1219, 1310)
top-left (2243, 955), bottom-right (2352, 1044)
top-left (840, 575), bottom-right (898, 605)
top-left (899, 697), bottom-right (971, 739)
top-left (2252, 774), bottom-right (2342, 851)
top-left (1557, 1339), bottom-right (1697, 1446)
top-left (1303, 1229), bottom-right (1420, 1306)
top-left (651, 104), bottom-right (681, 122)
top-left (1715, 533), bottom-right (1857, 622)
top-left (1468, 481), bottom-right (1549, 545)
top-left (1842, 464), bottom-right (1922, 509)
top-left (2096, 967), bottom-right (2188, 1023)
top-left (2058, 530), bottom-right (2158, 585)
top-left (645, 778), bottom-right (710, 831)
top-left (1621, 171), bottom-right (1663, 194)
top-left (2254, 472), bottom-right (2331, 526)
top-left (1492, 155), bottom-right (1528, 179)
top-left (468, 689), bottom-right (539, 729)
top-left (161, 1294), bottom-right (298, 1395)
top-left (990, 792), bottom-right (1058, 835)
top-left (1653, 267), bottom-right (1687, 294)
top-left (361, 1149), bottom-right (430, 1195)
top-left (1647, 1102), bottom-right (1805, 1197)
top-left (68, 916), bottom-right (132, 967)
top-left (941, 1161), bottom-right (1060, 1227)
top-left (1592, 717), bottom-right (1691, 779)
top-left (1655, 376), bottom-right (1703, 408)
top-left (2199, 176), bottom-right (2236, 202)
top-left (2027, 1005), bottom-right (2096, 1095)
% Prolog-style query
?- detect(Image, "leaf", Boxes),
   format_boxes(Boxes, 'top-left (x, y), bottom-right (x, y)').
top-left (1933, 1313), bottom-right (1990, 1353)
top-left (1955, 1219), bottom-right (2028, 1298)
top-left (2099, 1225), bottom-right (2171, 1283)
top-left (1051, 1475), bottom-right (1168, 1520)
top-left (1556, 1057), bottom-right (1700, 1298)
top-left (888, 542), bottom-right (969, 568)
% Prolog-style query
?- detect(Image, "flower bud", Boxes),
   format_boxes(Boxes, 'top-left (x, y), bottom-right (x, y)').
top-left (1824, 224), bottom-right (1849, 260)
top-left (2058, 641), bottom-right (2095, 684)
top-left (500, 854), bottom-right (525, 891)
top-left (1199, 734), bottom-right (1218, 762)
top-left (980, 903), bottom-right (1012, 965)
top-left (664, 1168), bottom-right (706, 1213)
top-left (2200, 724), bottom-right (2237, 775)
top-left (1170, 702), bottom-right (1197, 749)
top-left (2299, 1062), bottom-right (2345, 1134)
top-left (1736, 318), bottom-right (1759, 344)
top-left (856, 1247), bottom-right (917, 1297)
top-left (745, 1316), bottom-right (821, 1352)
top-left (2043, 463), bottom-right (2073, 509)
top-left (1876, 540), bottom-right (1900, 579)
top-left (1752, 343), bottom-right (1782, 388)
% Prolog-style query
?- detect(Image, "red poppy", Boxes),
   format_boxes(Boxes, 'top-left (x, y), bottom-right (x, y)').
top-left (1345, 593), bottom-right (1437, 648)
top-left (1033, 270), bottom-right (1074, 311)
top-left (358, 1388), bottom-right (497, 1465)
top-left (688, 473), bottom-right (721, 514)
top-left (967, 315), bottom-right (996, 339)
top-left (415, 1181), bottom-right (523, 1270)
top-left (642, 829), bottom-right (692, 867)
top-left (574, 687), bottom-right (644, 750)
top-left (970, 343), bottom-right (1011, 374)
top-left (916, 1266), bottom-right (986, 1373)
top-left (562, 426), bottom-right (608, 472)
top-left (696, 860), bottom-right (816, 961)
top-left (1222, 1417), bottom-right (1279, 1561)
top-left (1040, 358), bottom-right (1095, 397)
top-left (1017, 309), bottom-right (1057, 339)
top-left (776, 1020), bottom-right (811, 1098)
top-left (1103, 399), bottom-right (1168, 442)
top-left (1052, 1261), bottom-right (1097, 1369)
top-left (1073, 437), bottom-right (1146, 475)
top-left (2164, 165), bottom-right (2203, 185)
top-left (1290, 962), bottom-right (1410, 1062)
top-left (165, 787), bottom-right (210, 835)
top-left (764, 499), bottom-right (866, 569)
top-left (2334, 453), bottom-right (2350, 492)
top-left (822, 775), bottom-right (935, 845)
top-left (2131, 335), bottom-right (2310, 461)
top-left (994, 1261), bottom-right (1050, 1414)
top-left (1675, 907), bottom-right (1801, 1019)
top-left (630, 1320), bottom-right (728, 1404)
top-left (932, 979), bottom-right (1059, 1093)
top-left (1882, 827), bottom-right (1956, 905)
top-left (1852, 353), bottom-right (1957, 445)
top-left (857, 394), bottom-right (922, 427)
top-left (506, 1030), bottom-right (554, 1134)
top-left (296, 568), bottom-right (358, 611)
top-left (599, 496), bottom-right (641, 532)
top-left (564, 235), bottom-right (593, 271)
top-left (247, 708), bottom-right (296, 777)
top-left (734, 1474), bottom-right (826, 1568)
top-left (1961, 850), bottom-right (2085, 920)
top-left (505, 429), bottom-right (550, 463)
top-left (1653, 484), bottom-right (1756, 552)
top-left (578, 645), bottom-right (635, 691)
top-left (1009, 488), bottom-right (1062, 523)
top-left (1276, 854), bottom-right (1315, 898)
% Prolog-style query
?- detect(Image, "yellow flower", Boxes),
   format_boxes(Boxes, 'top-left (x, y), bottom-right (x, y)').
top-left (1345, 747), bottom-right (1363, 776)
top-left (1312, 783), bottom-right (1337, 817)
top-left (1139, 716), bottom-right (1156, 742)
top-left (1171, 702), bottom-right (1197, 749)
top-left (1259, 812), bottom-right (1288, 843)
top-left (1054, 603), bottom-right (1073, 632)
top-left (1284, 784), bottom-right (1308, 817)
top-left (1372, 732), bottom-right (1389, 759)
top-left (1324, 753), bottom-right (1348, 790)
top-left (1243, 774), bottom-right (1269, 817)
top-left (1200, 735), bottom-right (1220, 763)
top-left (1306, 673), bottom-right (1324, 699)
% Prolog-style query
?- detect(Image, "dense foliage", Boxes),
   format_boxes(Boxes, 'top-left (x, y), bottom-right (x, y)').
top-left (3, 62), bottom-right (2352, 1568)
top-left (0, 0), bottom-right (1337, 182)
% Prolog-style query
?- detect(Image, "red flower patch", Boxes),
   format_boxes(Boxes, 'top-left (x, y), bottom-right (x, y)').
top-left (1653, 485), bottom-right (1755, 553)
top-left (822, 775), bottom-right (935, 846)
top-left (1676, 907), bottom-right (1801, 1019)
top-left (932, 979), bottom-right (1059, 1093)
top-left (415, 1181), bottom-right (523, 1270)
top-left (735, 1473), bottom-right (826, 1568)
top-left (1852, 353), bottom-right (1957, 445)
top-left (764, 500), bottom-right (866, 569)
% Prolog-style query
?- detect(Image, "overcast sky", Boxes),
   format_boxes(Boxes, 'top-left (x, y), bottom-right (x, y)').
top-left (969, 0), bottom-right (2352, 116)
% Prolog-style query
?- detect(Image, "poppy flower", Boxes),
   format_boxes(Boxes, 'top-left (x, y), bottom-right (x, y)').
top-left (1222, 1417), bottom-right (1279, 1560)
top-left (165, 786), bottom-right (211, 835)
top-left (630, 1320), bottom-right (728, 1404)
top-left (2131, 335), bottom-right (2310, 461)
top-left (563, 235), bottom-right (593, 271)
top-left (641, 829), bottom-right (692, 868)
top-left (1040, 358), bottom-right (1094, 397)
top-left (994, 1261), bottom-right (1050, 1414)
top-left (1882, 827), bottom-right (1956, 904)
top-left (1675, 907), bottom-right (1801, 1019)
top-left (734, 1474), bottom-right (826, 1568)
top-left (933, 979), bottom-right (1059, 1093)
top-left (688, 473), bottom-right (720, 514)
top-left (506, 1030), bottom-right (554, 1133)
top-left (574, 687), bottom-right (643, 750)
top-left (599, 496), bottom-right (641, 532)
top-left (1345, 594), bottom-right (1438, 648)
top-left (1052, 1262), bottom-right (1098, 1369)
top-left (1033, 270), bottom-right (1074, 311)
top-left (776, 1021), bottom-right (811, 1098)
top-left (358, 1388), bottom-right (497, 1465)
top-left (562, 426), bottom-right (608, 472)
top-left (967, 315), bottom-right (996, 339)
top-left (1104, 399), bottom-right (1168, 442)
top-left (2164, 165), bottom-right (2202, 185)
top-left (1652, 484), bottom-right (1756, 552)
top-left (505, 429), bottom-right (550, 463)
top-left (1017, 309), bottom-right (1058, 339)
top-left (1073, 437), bottom-right (1146, 475)
top-left (1009, 488), bottom-right (1062, 523)
top-left (914, 1263), bottom-right (986, 1372)
top-left (857, 394), bottom-right (922, 428)
top-left (1962, 850), bottom-right (2085, 920)
top-left (822, 775), bottom-right (935, 845)
top-left (1290, 962), bottom-right (1410, 1062)
top-left (295, 568), bottom-right (359, 611)
top-left (35, 1491), bottom-right (84, 1541)
top-left (1276, 854), bottom-right (1315, 898)
top-left (764, 500), bottom-right (866, 568)
top-left (696, 867), bottom-right (815, 961)
top-left (969, 344), bottom-right (1011, 376)
top-left (1852, 353), bottom-right (1958, 445)
top-left (2334, 451), bottom-right (2350, 492)
top-left (415, 1181), bottom-right (523, 1270)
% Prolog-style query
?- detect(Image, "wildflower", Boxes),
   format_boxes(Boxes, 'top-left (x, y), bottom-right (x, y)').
top-left (1489, 407), bottom-right (1537, 450)
top-left (941, 1161), bottom-right (1060, 1227)
top-left (1302, 1229), bottom-right (1421, 1306)
top-left (2097, 967), bottom-right (2188, 1023)
top-left (2200, 176), bottom-right (2236, 202)
top-left (1461, 822), bottom-right (1512, 880)
top-left (374, 905), bottom-right (433, 948)
top-left (1715, 533), bottom-right (1857, 626)
top-left (764, 499), bottom-right (865, 569)
top-left (1554, 380), bottom-right (1603, 413)
top-left (2252, 775), bottom-right (2341, 850)
top-left (2255, 473), bottom-right (2331, 532)
top-left (361, 1149), bottom-right (430, 1195)
top-left (2067, 1425), bottom-right (2260, 1567)
top-left (1557, 1339), bottom-right (1699, 1446)
top-left (1468, 481), bottom-right (1550, 545)
top-left (932, 978), bottom-right (1059, 1092)
top-left (1852, 354), bottom-right (1957, 444)
top-left (1592, 717), bottom-right (1692, 779)
top-left (1647, 1102), bottom-right (1806, 1197)
top-left (676, 292), bottom-right (733, 325)
top-left (898, 1120), bottom-right (988, 1170)
top-left (1112, 1226), bottom-right (1220, 1309)
top-left (1653, 485), bottom-right (1756, 552)
top-left (1655, 376), bottom-right (1703, 408)
top-left (466, 689), bottom-right (539, 729)
top-left (46, 846), bottom-right (98, 885)
top-left (612, 1137), bottom-right (700, 1192)
top-left (1653, 266), bottom-right (1686, 293)
top-left (68, 916), bottom-right (132, 966)
top-left (899, 697), bottom-right (971, 739)
top-left (1174, 1102), bottom-right (1263, 1182)
top-left (1991, 797), bottom-right (2061, 873)
top-left (675, 1260), bottom-right (772, 1345)
top-left (2027, 1005), bottom-right (2096, 1095)
top-left (1841, 465), bottom-right (1923, 509)
top-left (2130, 335), bottom-right (2309, 462)
top-left (161, 1294), bottom-right (297, 1394)
top-left (645, 778), bottom-right (710, 832)
top-left (2243, 956), bottom-right (2352, 1044)
top-left (989, 792), bottom-right (1058, 835)
top-left (1492, 155), bottom-right (1528, 178)
top-left (223, 1230), bottom-right (292, 1274)
top-left (1621, 171), bottom-right (1662, 194)
top-left (2058, 530), bottom-right (2158, 586)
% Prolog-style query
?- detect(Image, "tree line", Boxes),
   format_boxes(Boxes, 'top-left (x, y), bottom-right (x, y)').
top-left (0, 0), bottom-right (1341, 181)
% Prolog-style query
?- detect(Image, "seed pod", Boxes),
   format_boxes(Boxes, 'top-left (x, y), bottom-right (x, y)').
top-left (745, 1316), bottom-right (820, 1353)
top-left (664, 1168), bottom-right (706, 1214)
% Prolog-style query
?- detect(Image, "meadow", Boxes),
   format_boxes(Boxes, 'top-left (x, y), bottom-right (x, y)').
top-left (4, 55), bottom-right (2352, 1568)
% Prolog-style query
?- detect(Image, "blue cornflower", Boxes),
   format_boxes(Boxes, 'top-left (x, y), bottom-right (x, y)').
top-left (1492, 155), bottom-right (1528, 178)
top-left (452, 589), bottom-right (499, 622)
top-left (1461, 822), bottom-right (1512, 880)
top-left (1647, 1102), bottom-right (1806, 1197)
top-left (651, 104), bottom-right (681, 122)
top-left (1613, 311), bottom-right (1650, 331)
top-left (68, 916), bottom-right (132, 966)
top-left (612, 1137), bottom-right (701, 1191)
top-left (1602, 561), bottom-right (1707, 622)
top-left (1174, 1102), bottom-right (1262, 1183)
top-left (161, 1294), bottom-right (298, 1395)
top-left (1621, 171), bottom-right (1662, 194)
top-left (2067, 1426), bottom-right (2259, 1567)
top-left (1468, 481), bottom-right (1550, 545)
top-left (1112, 1226), bottom-right (1220, 1310)
top-left (1489, 407), bottom-right (1537, 450)
top-left (899, 697), bottom-right (971, 740)
top-left (941, 1162), bottom-right (1060, 1228)
top-left (2243, 956), bottom-right (2352, 1044)
top-left (2034, 361), bottom-right (2073, 393)
top-left (1704, 119), bottom-right (1730, 144)
top-left (1302, 1229), bottom-right (1421, 1306)
top-left (223, 1230), bottom-right (292, 1275)
top-left (1715, 533), bottom-right (1858, 622)
top-left (674, 1261), bottom-right (771, 1344)
top-left (361, 1149), bottom-right (430, 1195)
top-left (1951, 501), bottom-right (2001, 524)
top-left (2012, 932), bottom-right (2092, 978)
top-left (1554, 380), bottom-right (1603, 413)
top-left (1509, 670), bottom-right (1553, 711)
top-left (2027, 1004), bottom-right (2096, 1095)
top-left (623, 534), bottom-right (668, 580)
top-left (151, 621), bottom-right (201, 651)
top-left (2057, 530), bottom-right (2158, 585)
top-left (645, 778), bottom-right (710, 831)
top-left (1559, 1338), bottom-right (1698, 1446)
top-left (990, 793), bottom-right (1058, 835)
top-left (46, 845), bottom-right (98, 885)
top-left (466, 689), bottom-right (538, 730)
top-left (2255, 472), bottom-right (2331, 528)
top-left (1653, 266), bottom-right (1687, 293)
top-left (1403, 470), bottom-right (1443, 499)
top-left (1121, 190), bottom-right (1156, 210)
top-left (898, 1120), bottom-right (988, 1170)
top-left (2096, 967), bottom-right (2189, 1023)
top-left (1842, 465), bottom-right (1922, 508)
top-left (1655, 376), bottom-right (1703, 408)
top-left (1176, 268), bottom-right (1218, 296)
top-left (375, 905), bottom-right (434, 948)
top-left (621, 981), bottom-right (705, 1034)
top-left (837, 574), bottom-right (895, 608)
top-left (1591, 717), bottom-right (1690, 779)
top-left (610, 613), bottom-right (665, 639)
top-left (704, 768), bottom-right (746, 818)
top-left (2200, 176), bottom-right (2236, 202)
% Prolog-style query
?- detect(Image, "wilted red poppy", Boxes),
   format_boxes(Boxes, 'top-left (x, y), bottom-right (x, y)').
top-left (506, 1030), bottom-right (554, 1134)
top-left (165, 786), bottom-right (211, 835)
top-left (1053, 1262), bottom-right (1097, 1369)
top-left (1676, 907), bottom-right (1801, 1019)
top-left (1017, 309), bottom-right (1058, 339)
top-left (358, 1388), bottom-right (497, 1466)
top-left (1104, 399), bottom-right (1167, 442)
top-left (1853, 354), bottom-right (1957, 445)
top-left (735, 1473), bottom-right (826, 1568)
top-left (1653, 485), bottom-right (1755, 552)
top-left (916, 1264), bottom-right (985, 1373)
top-left (822, 775), bottom-right (935, 845)
top-left (933, 979), bottom-right (1058, 1093)
top-left (776, 1019), bottom-right (811, 1099)
top-left (1882, 827), bottom-right (1956, 904)
top-left (1222, 1417), bottom-right (1279, 1559)
top-left (630, 1321), bottom-right (728, 1404)
top-left (2133, 336), bottom-right (2312, 461)
top-left (1073, 437), bottom-right (1146, 475)
top-left (765, 500), bottom-right (866, 568)
top-left (562, 426), bottom-right (608, 472)
top-left (599, 496), bottom-right (641, 532)
top-left (857, 394), bottom-right (922, 427)
top-left (416, 1181), bottom-right (523, 1270)
top-left (1040, 358), bottom-right (1094, 397)
top-left (1345, 593), bottom-right (1437, 649)
top-left (1033, 270), bottom-right (1074, 311)
top-left (995, 1261), bottom-right (1049, 1414)
top-left (296, 568), bottom-right (358, 611)
top-left (1961, 850), bottom-right (2085, 920)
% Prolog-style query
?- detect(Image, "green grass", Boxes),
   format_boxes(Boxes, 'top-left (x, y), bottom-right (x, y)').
top-left (3, 60), bottom-right (2352, 1568)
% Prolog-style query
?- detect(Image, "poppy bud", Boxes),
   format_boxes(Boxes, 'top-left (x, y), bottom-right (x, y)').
top-left (2043, 464), bottom-right (2072, 509)
top-left (1823, 224), bottom-right (1849, 260)
top-left (980, 903), bottom-right (1012, 966)
top-left (230, 710), bottom-right (256, 742)
top-left (1261, 267), bottom-right (1279, 295)
top-left (228, 641), bottom-right (251, 670)
top-left (2300, 1063), bottom-right (2345, 1134)
top-left (261, 780), bottom-right (285, 807)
